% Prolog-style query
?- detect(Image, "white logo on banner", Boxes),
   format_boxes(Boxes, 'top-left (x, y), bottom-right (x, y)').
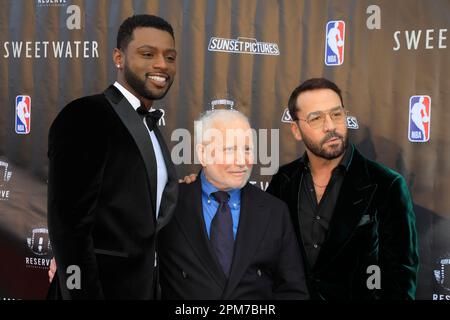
top-left (393, 28), bottom-right (447, 51)
top-left (211, 99), bottom-right (235, 110)
top-left (0, 160), bottom-right (12, 201)
top-left (25, 228), bottom-right (52, 269)
top-left (3, 3), bottom-right (97, 59)
top-left (36, 0), bottom-right (67, 7)
top-left (2, 41), bottom-right (99, 59)
top-left (208, 37), bottom-right (280, 55)
top-left (27, 228), bottom-right (51, 256)
top-left (433, 253), bottom-right (450, 300)
top-left (346, 116), bottom-right (359, 129)
top-left (281, 108), bottom-right (293, 123)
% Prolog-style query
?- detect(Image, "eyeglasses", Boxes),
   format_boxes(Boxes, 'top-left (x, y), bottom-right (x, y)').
top-left (297, 107), bottom-right (348, 130)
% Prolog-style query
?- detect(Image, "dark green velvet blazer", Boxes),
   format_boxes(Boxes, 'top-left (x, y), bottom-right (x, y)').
top-left (266, 145), bottom-right (419, 300)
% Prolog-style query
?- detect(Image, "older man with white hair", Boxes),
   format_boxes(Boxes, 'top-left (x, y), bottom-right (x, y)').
top-left (158, 109), bottom-right (309, 300)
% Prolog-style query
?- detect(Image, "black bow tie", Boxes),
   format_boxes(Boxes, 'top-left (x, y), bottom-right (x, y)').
top-left (136, 106), bottom-right (163, 131)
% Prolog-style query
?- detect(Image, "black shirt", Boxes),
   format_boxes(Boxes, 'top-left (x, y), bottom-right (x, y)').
top-left (298, 144), bottom-right (354, 268)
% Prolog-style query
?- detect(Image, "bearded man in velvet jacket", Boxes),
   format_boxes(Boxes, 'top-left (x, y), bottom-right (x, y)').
top-left (266, 78), bottom-right (419, 300)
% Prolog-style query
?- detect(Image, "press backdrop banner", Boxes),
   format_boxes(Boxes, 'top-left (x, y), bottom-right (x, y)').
top-left (0, 0), bottom-right (449, 300)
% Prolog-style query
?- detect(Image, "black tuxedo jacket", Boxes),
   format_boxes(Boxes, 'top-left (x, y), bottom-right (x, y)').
top-left (47, 85), bottom-right (178, 299)
top-left (266, 146), bottom-right (419, 300)
top-left (158, 178), bottom-right (309, 300)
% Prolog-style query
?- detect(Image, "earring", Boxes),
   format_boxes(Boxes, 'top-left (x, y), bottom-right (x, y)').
top-left (116, 64), bottom-right (120, 68)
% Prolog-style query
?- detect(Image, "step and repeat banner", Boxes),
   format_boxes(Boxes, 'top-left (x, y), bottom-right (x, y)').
top-left (0, 0), bottom-right (449, 300)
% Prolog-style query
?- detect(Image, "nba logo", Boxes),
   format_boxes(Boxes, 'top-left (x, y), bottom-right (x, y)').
top-left (408, 95), bottom-right (431, 142)
top-left (325, 20), bottom-right (345, 66)
top-left (15, 95), bottom-right (31, 134)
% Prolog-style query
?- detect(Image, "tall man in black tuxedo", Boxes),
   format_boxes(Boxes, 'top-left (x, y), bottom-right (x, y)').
top-left (47, 15), bottom-right (178, 299)
top-left (158, 110), bottom-right (309, 299)
top-left (266, 78), bottom-right (419, 300)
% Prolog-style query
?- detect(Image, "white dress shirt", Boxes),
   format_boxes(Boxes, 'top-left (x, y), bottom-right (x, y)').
top-left (114, 82), bottom-right (168, 217)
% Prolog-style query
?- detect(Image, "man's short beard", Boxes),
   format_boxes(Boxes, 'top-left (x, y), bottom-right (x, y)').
top-left (301, 130), bottom-right (348, 160)
top-left (123, 63), bottom-right (172, 101)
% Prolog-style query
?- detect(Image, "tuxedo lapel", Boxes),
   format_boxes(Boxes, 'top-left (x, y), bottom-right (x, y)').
top-left (103, 85), bottom-right (158, 219)
top-left (222, 184), bottom-right (270, 298)
top-left (314, 150), bottom-right (377, 270)
top-left (153, 126), bottom-right (178, 231)
top-left (175, 178), bottom-right (227, 289)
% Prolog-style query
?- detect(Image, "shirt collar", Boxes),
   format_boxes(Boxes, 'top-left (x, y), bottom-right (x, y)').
top-left (200, 170), bottom-right (241, 201)
top-left (113, 81), bottom-right (155, 112)
top-left (114, 81), bottom-right (140, 111)
top-left (299, 143), bottom-right (354, 173)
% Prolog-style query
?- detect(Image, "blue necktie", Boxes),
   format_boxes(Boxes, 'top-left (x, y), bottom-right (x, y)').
top-left (210, 191), bottom-right (234, 277)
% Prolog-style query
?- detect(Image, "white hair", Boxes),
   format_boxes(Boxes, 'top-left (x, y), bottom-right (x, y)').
top-left (194, 109), bottom-right (250, 145)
